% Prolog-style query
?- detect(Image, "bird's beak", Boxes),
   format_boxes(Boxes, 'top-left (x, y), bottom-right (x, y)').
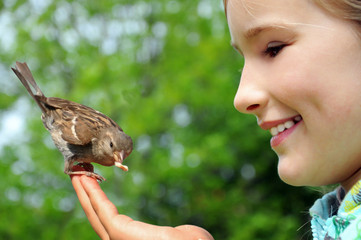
top-left (113, 150), bottom-right (128, 172)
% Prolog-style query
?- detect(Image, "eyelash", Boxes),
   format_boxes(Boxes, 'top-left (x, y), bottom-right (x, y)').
top-left (264, 43), bottom-right (286, 58)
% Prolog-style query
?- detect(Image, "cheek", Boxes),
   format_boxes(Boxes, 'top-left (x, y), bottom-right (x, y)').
top-left (268, 41), bottom-right (349, 112)
top-left (267, 51), bottom-right (317, 105)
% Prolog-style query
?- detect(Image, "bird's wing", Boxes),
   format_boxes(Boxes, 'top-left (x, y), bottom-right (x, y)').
top-left (59, 113), bottom-right (95, 145)
top-left (46, 98), bottom-right (96, 145)
top-left (46, 97), bottom-right (122, 145)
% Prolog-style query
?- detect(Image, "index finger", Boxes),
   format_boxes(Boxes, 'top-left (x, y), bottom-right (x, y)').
top-left (71, 174), bottom-right (110, 239)
top-left (80, 176), bottom-right (131, 232)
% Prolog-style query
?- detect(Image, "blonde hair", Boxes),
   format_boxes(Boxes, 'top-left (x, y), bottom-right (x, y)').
top-left (313, 0), bottom-right (361, 26)
top-left (223, 0), bottom-right (361, 30)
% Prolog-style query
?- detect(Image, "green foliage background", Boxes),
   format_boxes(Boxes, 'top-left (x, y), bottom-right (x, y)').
top-left (0, 0), bottom-right (320, 239)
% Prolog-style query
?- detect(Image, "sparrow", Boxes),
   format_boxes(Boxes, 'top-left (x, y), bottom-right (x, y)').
top-left (12, 61), bottom-right (133, 182)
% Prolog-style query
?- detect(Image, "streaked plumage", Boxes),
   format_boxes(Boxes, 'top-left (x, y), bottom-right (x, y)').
top-left (12, 61), bottom-right (133, 181)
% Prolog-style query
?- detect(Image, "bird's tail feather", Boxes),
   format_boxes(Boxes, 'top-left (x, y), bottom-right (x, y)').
top-left (12, 61), bottom-right (47, 113)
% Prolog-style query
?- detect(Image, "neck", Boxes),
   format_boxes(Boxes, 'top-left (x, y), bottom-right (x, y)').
top-left (341, 167), bottom-right (361, 193)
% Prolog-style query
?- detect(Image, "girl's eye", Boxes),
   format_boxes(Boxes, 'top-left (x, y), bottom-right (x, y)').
top-left (264, 42), bottom-right (286, 58)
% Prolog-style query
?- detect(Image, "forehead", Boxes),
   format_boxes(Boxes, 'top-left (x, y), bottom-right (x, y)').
top-left (226, 0), bottom-right (316, 20)
top-left (226, 0), bottom-right (323, 44)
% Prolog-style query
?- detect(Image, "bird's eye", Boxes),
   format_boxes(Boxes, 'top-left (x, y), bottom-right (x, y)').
top-left (110, 142), bottom-right (113, 148)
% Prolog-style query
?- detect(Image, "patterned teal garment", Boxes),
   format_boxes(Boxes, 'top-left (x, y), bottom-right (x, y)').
top-left (310, 180), bottom-right (361, 239)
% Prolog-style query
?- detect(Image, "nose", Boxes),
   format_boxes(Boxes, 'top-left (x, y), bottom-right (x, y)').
top-left (233, 64), bottom-right (268, 115)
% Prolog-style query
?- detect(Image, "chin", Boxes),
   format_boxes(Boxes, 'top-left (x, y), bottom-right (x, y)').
top-left (277, 156), bottom-right (311, 187)
top-left (279, 172), bottom-right (305, 186)
top-left (279, 174), bottom-right (307, 187)
top-left (277, 162), bottom-right (330, 187)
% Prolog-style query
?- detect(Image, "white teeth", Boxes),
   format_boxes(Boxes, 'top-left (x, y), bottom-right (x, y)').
top-left (284, 120), bottom-right (294, 128)
top-left (277, 124), bottom-right (285, 132)
top-left (270, 127), bottom-right (278, 136)
top-left (270, 118), bottom-right (300, 136)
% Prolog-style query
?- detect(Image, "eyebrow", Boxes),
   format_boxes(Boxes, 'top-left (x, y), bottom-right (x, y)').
top-left (244, 24), bottom-right (289, 39)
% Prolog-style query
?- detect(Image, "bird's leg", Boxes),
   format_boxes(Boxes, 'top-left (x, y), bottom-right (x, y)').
top-left (64, 159), bottom-right (106, 182)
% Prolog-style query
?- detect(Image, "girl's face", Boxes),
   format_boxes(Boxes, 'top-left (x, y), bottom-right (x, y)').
top-left (227, 0), bottom-right (361, 189)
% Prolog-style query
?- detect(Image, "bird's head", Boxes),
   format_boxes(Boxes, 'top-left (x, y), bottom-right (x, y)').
top-left (97, 129), bottom-right (133, 171)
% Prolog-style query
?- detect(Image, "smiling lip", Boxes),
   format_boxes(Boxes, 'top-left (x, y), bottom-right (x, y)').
top-left (270, 120), bottom-right (302, 147)
top-left (259, 116), bottom-right (299, 130)
top-left (259, 115), bottom-right (302, 147)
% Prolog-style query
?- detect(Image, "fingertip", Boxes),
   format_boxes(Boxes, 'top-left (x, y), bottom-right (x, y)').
top-left (70, 173), bottom-right (82, 181)
top-left (79, 175), bottom-right (104, 196)
top-left (80, 174), bottom-right (99, 186)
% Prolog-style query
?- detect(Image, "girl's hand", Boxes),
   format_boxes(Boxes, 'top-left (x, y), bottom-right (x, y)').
top-left (71, 171), bottom-right (213, 240)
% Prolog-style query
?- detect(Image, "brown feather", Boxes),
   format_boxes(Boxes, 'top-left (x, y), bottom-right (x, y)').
top-left (12, 61), bottom-right (133, 182)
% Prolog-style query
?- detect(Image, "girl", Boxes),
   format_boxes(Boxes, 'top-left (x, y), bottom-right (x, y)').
top-left (72, 0), bottom-right (361, 239)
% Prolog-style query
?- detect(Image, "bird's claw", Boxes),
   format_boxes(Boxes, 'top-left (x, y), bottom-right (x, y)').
top-left (68, 163), bottom-right (106, 182)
